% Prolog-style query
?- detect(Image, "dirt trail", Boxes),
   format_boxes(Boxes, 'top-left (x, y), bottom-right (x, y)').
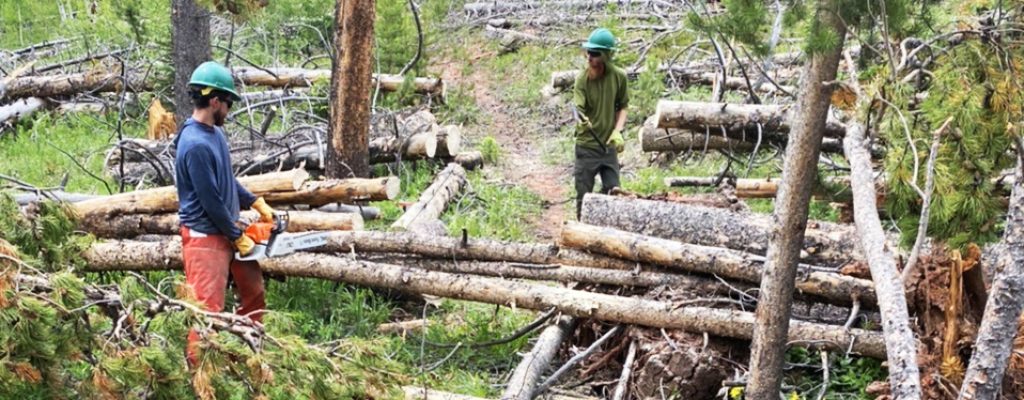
top-left (437, 55), bottom-right (570, 241)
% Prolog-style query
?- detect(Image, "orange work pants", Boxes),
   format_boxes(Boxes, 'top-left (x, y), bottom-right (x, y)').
top-left (180, 227), bottom-right (265, 366)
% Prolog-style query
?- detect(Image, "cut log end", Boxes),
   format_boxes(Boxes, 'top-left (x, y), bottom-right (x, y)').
top-left (285, 168), bottom-right (311, 191)
top-left (384, 176), bottom-right (401, 200)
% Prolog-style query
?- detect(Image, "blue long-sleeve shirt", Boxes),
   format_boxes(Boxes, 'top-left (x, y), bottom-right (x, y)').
top-left (174, 118), bottom-right (256, 240)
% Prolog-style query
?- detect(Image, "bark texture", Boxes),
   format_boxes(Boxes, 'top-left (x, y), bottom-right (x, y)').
top-left (451, 151), bottom-right (484, 171)
top-left (843, 123), bottom-right (922, 398)
top-left (559, 222), bottom-right (875, 305)
top-left (745, 1), bottom-right (847, 397)
top-left (79, 210), bottom-right (363, 238)
top-left (960, 153), bottom-right (1024, 399)
top-left (170, 0), bottom-right (211, 122)
top-left (81, 239), bottom-right (889, 358)
top-left (393, 163), bottom-right (467, 231)
top-left (639, 115), bottom-right (754, 153)
top-left (654, 100), bottom-right (846, 139)
top-left (580, 193), bottom-right (864, 268)
top-left (231, 67), bottom-right (444, 97)
top-left (261, 177), bottom-right (400, 206)
top-left (501, 316), bottom-right (577, 400)
top-left (327, 0), bottom-right (375, 178)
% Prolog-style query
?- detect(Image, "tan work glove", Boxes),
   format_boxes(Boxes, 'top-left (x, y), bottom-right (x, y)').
top-left (234, 235), bottom-right (256, 256)
top-left (251, 197), bottom-right (275, 223)
top-left (607, 129), bottom-right (625, 153)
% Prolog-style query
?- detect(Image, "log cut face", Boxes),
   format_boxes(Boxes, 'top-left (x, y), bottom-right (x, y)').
top-left (580, 193), bottom-right (864, 268)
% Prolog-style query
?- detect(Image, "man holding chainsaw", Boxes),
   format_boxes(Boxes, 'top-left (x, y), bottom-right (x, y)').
top-left (572, 28), bottom-right (629, 220)
top-left (174, 61), bottom-right (274, 365)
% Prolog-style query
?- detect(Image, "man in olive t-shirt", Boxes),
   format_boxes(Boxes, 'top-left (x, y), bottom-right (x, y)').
top-left (572, 28), bottom-right (629, 219)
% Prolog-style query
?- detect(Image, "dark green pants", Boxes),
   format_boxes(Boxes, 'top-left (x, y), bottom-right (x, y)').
top-left (574, 145), bottom-right (620, 219)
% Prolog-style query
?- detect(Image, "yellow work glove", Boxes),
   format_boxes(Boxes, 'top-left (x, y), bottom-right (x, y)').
top-left (251, 197), bottom-right (275, 223)
top-left (234, 234), bottom-right (256, 256)
top-left (607, 129), bottom-right (625, 153)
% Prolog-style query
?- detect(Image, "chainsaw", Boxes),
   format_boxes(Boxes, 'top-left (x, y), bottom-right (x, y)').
top-left (235, 212), bottom-right (332, 261)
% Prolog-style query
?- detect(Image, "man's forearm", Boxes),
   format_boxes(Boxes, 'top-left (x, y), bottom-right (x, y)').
top-left (614, 109), bottom-right (628, 131)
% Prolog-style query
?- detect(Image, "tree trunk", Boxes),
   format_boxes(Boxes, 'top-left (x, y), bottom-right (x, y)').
top-left (171, 0), bottom-right (211, 122)
top-left (71, 169), bottom-right (308, 220)
top-left (451, 151), bottom-right (484, 171)
top-left (639, 115), bottom-right (754, 153)
top-left (327, 0), bottom-right (375, 178)
top-left (13, 191), bottom-right (99, 205)
top-left (0, 97), bottom-right (46, 124)
top-left (261, 177), bottom-right (400, 206)
top-left (369, 130), bottom-right (437, 164)
top-left (79, 210), bottom-right (363, 239)
top-left (0, 70), bottom-right (152, 103)
top-left (580, 193), bottom-right (866, 268)
top-left (960, 151), bottom-right (1024, 399)
top-left (231, 67), bottom-right (444, 98)
top-left (393, 163), bottom-right (467, 231)
top-left (434, 125), bottom-right (462, 158)
top-left (654, 100), bottom-right (846, 139)
top-left (559, 222), bottom-right (874, 305)
top-left (501, 316), bottom-right (577, 400)
top-left (81, 239), bottom-right (889, 358)
top-left (317, 230), bottom-right (646, 271)
top-left (664, 176), bottom-right (851, 199)
top-left (843, 123), bottom-right (922, 398)
top-left (745, 0), bottom-right (847, 397)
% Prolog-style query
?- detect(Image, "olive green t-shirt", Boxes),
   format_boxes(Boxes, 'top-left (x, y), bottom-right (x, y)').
top-left (573, 65), bottom-right (629, 150)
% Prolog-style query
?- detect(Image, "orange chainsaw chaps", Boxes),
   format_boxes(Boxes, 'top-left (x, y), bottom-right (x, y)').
top-left (244, 222), bottom-right (275, 244)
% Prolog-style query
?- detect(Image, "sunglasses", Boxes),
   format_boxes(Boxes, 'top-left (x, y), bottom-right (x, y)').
top-left (219, 97), bottom-right (234, 109)
top-left (587, 50), bottom-right (603, 58)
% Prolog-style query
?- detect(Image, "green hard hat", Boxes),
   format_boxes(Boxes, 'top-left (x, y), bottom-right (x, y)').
top-left (188, 61), bottom-right (241, 101)
top-left (582, 28), bottom-right (616, 51)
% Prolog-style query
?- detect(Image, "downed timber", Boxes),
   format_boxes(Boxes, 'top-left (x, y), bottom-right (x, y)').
top-left (502, 316), bottom-right (577, 400)
top-left (393, 163), bottom-right (467, 232)
top-left (316, 203), bottom-right (381, 220)
top-left (654, 100), bottom-right (846, 139)
top-left (79, 210), bottom-right (363, 239)
top-left (843, 123), bottom-right (921, 398)
top-left (638, 115), bottom-right (754, 153)
top-left (404, 387), bottom-right (595, 400)
top-left (369, 129), bottom-right (437, 164)
top-left (13, 190), bottom-right (99, 205)
top-left (0, 97), bottom-right (46, 124)
top-left (72, 169), bottom-right (309, 219)
top-left (463, 0), bottom-right (684, 14)
top-left (231, 67), bottom-right (446, 99)
top-left (558, 222), bottom-right (876, 305)
top-left (450, 151), bottom-right (484, 171)
top-left (434, 125), bottom-right (462, 158)
top-left (262, 177), bottom-right (400, 206)
top-left (318, 230), bottom-right (644, 271)
top-left (81, 239), bottom-right (889, 359)
top-left (547, 70), bottom-right (794, 95)
top-left (580, 193), bottom-right (867, 268)
top-left (377, 319), bottom-right (432, 335)
top-left (664, 176), bottom-right (852, 199)
top-left (0, 70), bottom-right (152, 102)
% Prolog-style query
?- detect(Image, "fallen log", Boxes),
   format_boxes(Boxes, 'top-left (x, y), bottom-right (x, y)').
top-left (318, 230), bottom-right (645, 271)
top-left (638, 115), bottom-right (754, 153)
top-left (580, 193), bottom-right (866, 268)
top-left (13, 190), bottom-right (99, 205)
top-left (393, 163), bottom-right (467, 232)
top-left (262, 177), bottom-right (400, 206)
top-left (463, 0), bottom-right (683, 14)
top-left (558, 222), bottom-right (876, 305)
top-left (72, 169), bottom-right (309, 220)
top-left (450, 151), bottom-right (484, 171)
top-left (548, 70), bottom-right (794, 95)
top-left (81, 239), bottom-right (888, 358)
top-left (0, 97), bottom-right (46, 124)
top-left (434, 125), bottom-right (462, 158)
top-left (843, 123), bottom-right (921, 398)
top-left (316, 203), bottom-right (381, 220)
top-left (502, 316), bottom-right (577, 400)
top-left (405, 387), bottom-right (595, 400)
top-left (664, 176), bottom-right (851, 199)
top-left (231, 67), bottom-right (445, 99)
top-left (0, 69), bottom-right (152, 102)
top-left (654, 100), bottom-right (846, 139)
top-left (79, 210), bottom-right (363, 239)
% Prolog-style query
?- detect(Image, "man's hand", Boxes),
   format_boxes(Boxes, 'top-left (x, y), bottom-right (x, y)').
top-left (251, 197), bottom-right (275, 223)
top-left (608, 129), bottom-right (625, 153)
top-left (234, 235), bottom-right (256, 256)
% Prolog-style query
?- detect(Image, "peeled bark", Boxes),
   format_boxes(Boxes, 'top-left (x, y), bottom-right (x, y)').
top-left (82, 239), bottom-right (889, 358)
top-left (654, 100), bottom-right (846, 139)
top-left (745, 1), bottom-right (847, 397)
top-left (843, 123), bottom-right (922, 398)
top-left (0, 97), bottom-right (46, 124)
top-left (580, 193), bottom-right (864, 268)
top-left (79, 210), bottom-right (363, 238)
top-left (502, 316), bottom-right (577, 400)
top-left (231, 67), bottom-right (445, 98)
top-left (72, 169), bottom-right (309, 219)
top-left (393, 163), bottom-right (467, 231)
top-left (559, 222), bottom-right (875, 305)
top-left (960, 153), bottom-right (1024, 399)
top-left (261, 177), bottom-right (400, 206)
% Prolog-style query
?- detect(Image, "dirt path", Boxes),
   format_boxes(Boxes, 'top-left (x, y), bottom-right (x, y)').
top-left (437, 55), bottom-right (570, 241)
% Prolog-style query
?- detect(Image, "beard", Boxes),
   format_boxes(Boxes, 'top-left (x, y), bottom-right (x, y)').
top-left (587, 62), bottom-right (606, 80)
top-left (213, 107), bottom-right (227, 126)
